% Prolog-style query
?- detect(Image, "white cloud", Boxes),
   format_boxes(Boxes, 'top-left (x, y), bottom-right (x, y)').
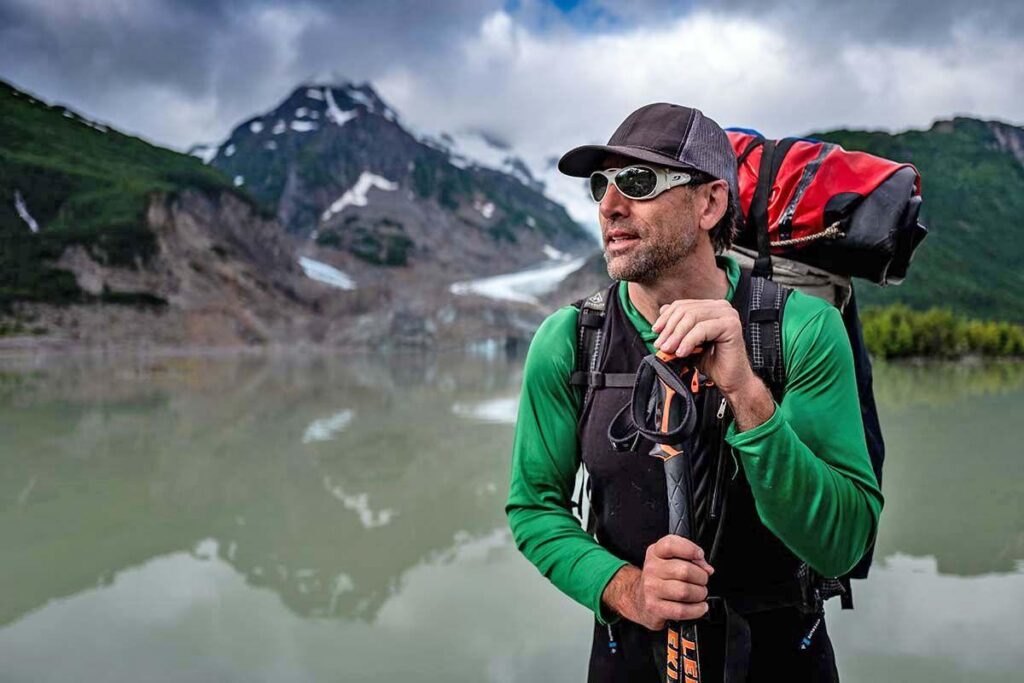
top-left (5, 2), bottom-right (1021, 191)
top-left (377, 9), bottom-right (1024, 175)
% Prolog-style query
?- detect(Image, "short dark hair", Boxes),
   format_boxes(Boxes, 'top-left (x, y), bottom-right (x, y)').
top-left (688, 172), bottom-right (738, 254)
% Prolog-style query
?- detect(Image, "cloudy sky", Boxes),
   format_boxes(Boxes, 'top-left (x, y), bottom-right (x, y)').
top-left (2, 0), bottom-right (1022, 166)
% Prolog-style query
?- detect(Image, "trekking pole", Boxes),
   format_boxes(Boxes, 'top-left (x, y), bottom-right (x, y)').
top-left (650, 350), bottom-right (703, 683)
top-left (607, 349), bottom-right (709, 682)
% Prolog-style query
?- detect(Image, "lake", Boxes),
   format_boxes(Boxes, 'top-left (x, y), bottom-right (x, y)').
top-left (0, 350), bottom-right (1021, 682)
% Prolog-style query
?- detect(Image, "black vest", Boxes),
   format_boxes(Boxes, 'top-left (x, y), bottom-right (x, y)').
top-left (579, 280), bottom-right (808, 678)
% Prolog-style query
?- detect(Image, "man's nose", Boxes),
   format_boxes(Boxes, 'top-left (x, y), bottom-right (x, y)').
top-left (599, 183), bottom-right (631, 221)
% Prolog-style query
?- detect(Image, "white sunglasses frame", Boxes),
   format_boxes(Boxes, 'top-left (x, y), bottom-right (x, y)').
top-left (589, 165), bottom-right (695, 202)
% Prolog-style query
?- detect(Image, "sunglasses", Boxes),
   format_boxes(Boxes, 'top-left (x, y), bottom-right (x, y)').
top-left (589, 165), bottom-right (697, 202)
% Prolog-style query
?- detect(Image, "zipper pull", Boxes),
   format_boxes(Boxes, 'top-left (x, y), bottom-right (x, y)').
top-left (607, 624), bottom-right (618, 655)
top-left (716, 398), bottom-right (727, 420)
top-left (800, 617), bottom-right (822, 650)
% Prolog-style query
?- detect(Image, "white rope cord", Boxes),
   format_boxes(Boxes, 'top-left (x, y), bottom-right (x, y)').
top-left (769, 222), bottom-right (844, 248)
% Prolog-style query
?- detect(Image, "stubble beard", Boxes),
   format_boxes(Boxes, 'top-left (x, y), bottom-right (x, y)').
top-left (604, 224), bottom-right (699, 285)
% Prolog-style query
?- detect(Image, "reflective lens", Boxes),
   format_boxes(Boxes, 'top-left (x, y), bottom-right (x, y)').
top-left (589, 173), bottom-right (609, 202)
top-left (615, 166), bottom-right (658, 198)
top-left (589, 165), bottom-right (664, 202)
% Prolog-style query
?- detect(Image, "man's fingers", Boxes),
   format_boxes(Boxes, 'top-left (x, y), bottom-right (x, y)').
top-left (693, 557), bottom-right (715, 575)
top-left (654, 302), bottom-right (736, 352)
top-left (651, 534), bottom-right (706, 562)
top-left (653, 598), bottom-right (710, 622)
top-left (656, 559), bottom-right (710, 585)
top-left (654, 579), bottom-right (709, 604)
top-left (654, 307), bottom-right (690, 347)
top-left (674, 319), bottom-right (729, 358)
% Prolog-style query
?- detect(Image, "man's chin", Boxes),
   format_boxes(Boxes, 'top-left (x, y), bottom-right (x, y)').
top-left (605, 251), bottom-right (645, 283)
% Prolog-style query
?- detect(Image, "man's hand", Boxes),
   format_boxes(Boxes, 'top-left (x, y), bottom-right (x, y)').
top-left (652, 299), bottom-right (775, 431)
top-left (652, 299), bottom-right (752, 395)
top-left (601, 535), bottom-right (714, 631)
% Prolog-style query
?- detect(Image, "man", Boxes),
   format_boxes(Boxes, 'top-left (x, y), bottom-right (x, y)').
top-left (505, 103), bottom-right (882, 681)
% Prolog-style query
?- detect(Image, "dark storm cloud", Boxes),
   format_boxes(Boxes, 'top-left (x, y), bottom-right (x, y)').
top-left (0, 0), bottom-right (506, 147)
top-left (0, 0), bottom-right (1020, 152)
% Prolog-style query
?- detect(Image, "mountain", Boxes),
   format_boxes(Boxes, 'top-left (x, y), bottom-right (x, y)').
top-left (813, 117), bottom-right (1024, 322)
top-left (0, 78), bottom-right (586, 349)
top-left (197, 79), bottom-right (594, 280)
top-left (0, 79), bottom-right (326, 346)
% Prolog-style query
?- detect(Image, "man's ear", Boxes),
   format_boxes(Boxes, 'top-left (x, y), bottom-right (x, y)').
top-left (698, 180), bottom-right (729, 232)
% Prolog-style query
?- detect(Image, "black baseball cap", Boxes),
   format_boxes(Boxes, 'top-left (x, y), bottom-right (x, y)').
top-left (558, 103), bottom-right (739, 199)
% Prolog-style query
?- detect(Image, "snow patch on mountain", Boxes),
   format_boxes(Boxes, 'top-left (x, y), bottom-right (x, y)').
top-left (290, 120), bottom-right (318, 133)
top-left (450, 255), bottom-right (586, 305)
top-left (305, 88), bottom-right (324, 101)
top-left (344, 85), bottom-right (399, 121)
top-left (324, 87), bottom-right (357, 127)
top-left (543, 244), bottom-right (569, 261)
top-left (347, 88), bottom-right (374, 110)
top-left (233, 175), bottom-right (244, 186)
top-left (272, 120), bottom-right (287, 135)
top-left (249, 121), bottom-right (264, 133)
top-left (400, 115), bottom-right (598, 238)
top-left (189, 144), bottom-right (218, 164)
top-left (224, 144), bottom-right (235, 157)
top-left (473, 199), bottom-right (495, 218)
top-left (321, 172), bottom-right (398, 222)
top-left (298, 256), bottom-right (356, 290)
top-left (536, 167), bottom-right (598, 237)
top-left (14, 190), bottom-right (39, 233)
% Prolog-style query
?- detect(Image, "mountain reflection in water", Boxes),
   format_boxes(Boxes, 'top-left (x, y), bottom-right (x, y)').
top-left (0, 352), bottom-right (1021, 682)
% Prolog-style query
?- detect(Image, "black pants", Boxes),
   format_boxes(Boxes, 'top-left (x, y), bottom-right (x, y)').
top-left (587, 607), bottom-right (839, 682)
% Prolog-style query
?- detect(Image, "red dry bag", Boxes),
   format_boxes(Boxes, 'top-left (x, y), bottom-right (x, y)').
top-left (726, 129), bottom-right (928, 285)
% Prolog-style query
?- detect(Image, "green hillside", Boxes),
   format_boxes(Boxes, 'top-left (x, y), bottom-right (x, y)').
top-left (812, 118), bottom-right (1024, 322)
top-left (0, 80), bottom-right (239, 308)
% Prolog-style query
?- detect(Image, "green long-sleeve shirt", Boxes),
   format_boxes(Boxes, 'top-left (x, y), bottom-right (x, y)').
top-left (505, 255), bottom-right (883, 624)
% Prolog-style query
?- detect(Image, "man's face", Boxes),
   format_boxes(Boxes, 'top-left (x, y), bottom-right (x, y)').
top-left (597, 155), bottom-right (702, 285)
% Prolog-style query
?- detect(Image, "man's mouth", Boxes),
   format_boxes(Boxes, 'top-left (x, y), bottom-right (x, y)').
top-left (605, 230), bottom-right (640, 254)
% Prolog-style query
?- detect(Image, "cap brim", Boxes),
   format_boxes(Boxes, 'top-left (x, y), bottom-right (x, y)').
top-left (557, 144), bottom-right (699, 177)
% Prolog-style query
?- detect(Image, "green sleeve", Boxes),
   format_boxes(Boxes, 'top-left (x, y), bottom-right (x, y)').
top-left (505, 307), bottom-right (628, 625)
top-left (726, 294), bottom-right (884, 577)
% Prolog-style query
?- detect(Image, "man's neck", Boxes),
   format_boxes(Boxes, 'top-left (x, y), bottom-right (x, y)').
top-left (626, 246), bottom-right (729, 323)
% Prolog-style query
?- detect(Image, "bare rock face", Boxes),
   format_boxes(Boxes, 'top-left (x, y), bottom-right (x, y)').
top-left (988, 120), bottom-right (1024, 169)
top-left (13, 190), bottom-right (320, 349)
top-left (8, 188), bottom-right (561, 351)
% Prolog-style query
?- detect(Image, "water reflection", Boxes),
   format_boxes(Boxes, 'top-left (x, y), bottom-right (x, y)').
top-left (0, 352), bottom-right (1021, 682)
top-left (870, 361), bottom-right (1024, 575)
top-left (0, 351), bottom-right (522, 629)
top-left (872, 359), bottom-right (1024, 408)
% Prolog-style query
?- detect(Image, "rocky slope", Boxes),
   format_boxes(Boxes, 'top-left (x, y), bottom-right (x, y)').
top-left (0, 80), bottom-right (321, 348)
top-left (0, 79), bottom-right (574, 349)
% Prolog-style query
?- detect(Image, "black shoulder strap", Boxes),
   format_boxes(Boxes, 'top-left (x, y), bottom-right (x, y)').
top-left (733, 268), bottom-right (791, 402)
top-left (747, 137), bottom-right (800, 280)
top-left (570, 285), bottom-right (634, 401)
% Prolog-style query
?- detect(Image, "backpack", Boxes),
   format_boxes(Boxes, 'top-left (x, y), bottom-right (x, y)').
top-left (570, 254), bottom-right (885, 609)
top-left (726, 129), bottom-right (928, 285)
